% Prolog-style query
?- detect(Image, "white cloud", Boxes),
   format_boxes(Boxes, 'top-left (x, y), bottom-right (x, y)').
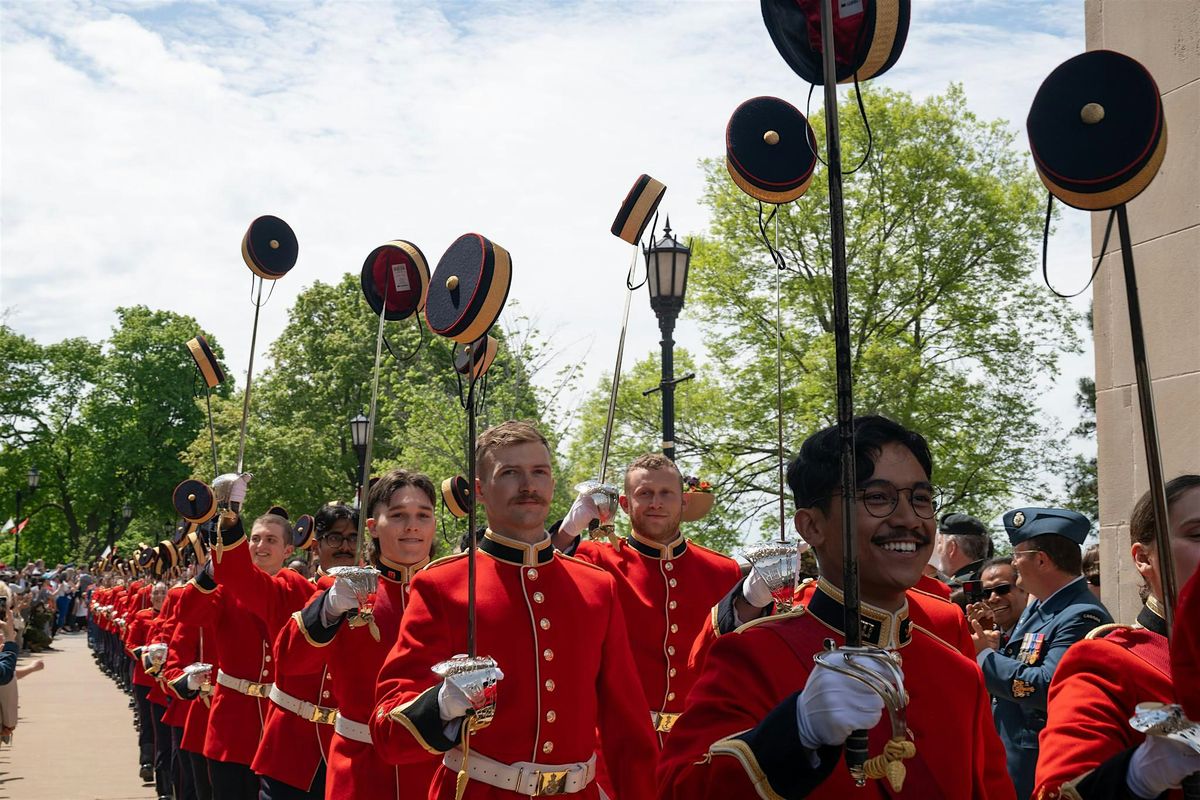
top-left (2, 0), bottom-right (1093, 473)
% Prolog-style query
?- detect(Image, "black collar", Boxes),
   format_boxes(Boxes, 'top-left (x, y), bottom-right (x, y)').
top-left (1137, 595), bottom-right (1168, 637)
top-left (479, 529), bottom-right (555, 567)
top-left (377, 555), bottom-right (430, 585)
top-left (625, 530), bottom-right (688, 561)
top-left (805, 577), bottom-right (913, 649)
top-left (951, 559), bottom-right (986, 583)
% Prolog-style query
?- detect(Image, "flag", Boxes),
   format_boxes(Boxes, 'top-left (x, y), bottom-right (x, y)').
top-left (100, 545), bottom-right (112, 560)
top-left (0, 518), bottom-right (13, 534)
top-left (12, 518), bottom-right (29, 535)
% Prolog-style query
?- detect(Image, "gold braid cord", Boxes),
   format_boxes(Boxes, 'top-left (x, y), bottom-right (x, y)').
top-left (862, 736), bottom-right (916, 792)
top-left (454, 717), bottom-right (478, 800)
top-left (346, 607), bottom-right (381, 642)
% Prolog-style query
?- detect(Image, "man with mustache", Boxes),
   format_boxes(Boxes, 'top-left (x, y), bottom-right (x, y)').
top-left (657, 415), bottom-right (1015, 799)
top-left (372, 420), bottom-right (658, 799)
top-left (555, 453), bottom-right (742, 748)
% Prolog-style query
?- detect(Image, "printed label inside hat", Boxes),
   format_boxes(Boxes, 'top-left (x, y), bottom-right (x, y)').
top-left (839, 0), bottom-right (864, 18)
top-left (391, 263), bottom-right (412, 293)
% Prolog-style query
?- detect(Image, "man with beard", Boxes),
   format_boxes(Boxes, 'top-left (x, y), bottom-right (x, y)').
top-left (282, 473), bottom-right (441, 799)
top-left (371, 421), bottom-right (657, 799)
top-left (657, 416), bottom-right (1014, 799)
top-left (556, 453), bottom-right (742, 747)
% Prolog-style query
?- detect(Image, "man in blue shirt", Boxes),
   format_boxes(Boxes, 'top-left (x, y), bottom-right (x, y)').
top-left (970, 507), bottom-right (1112, 800)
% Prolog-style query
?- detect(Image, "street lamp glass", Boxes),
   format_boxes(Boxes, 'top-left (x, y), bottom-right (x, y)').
top-left (644, 220), bottom-right (691, 309)
top-left (349, 414), bottom-right (370, 448)
top-left (123, 503), bottom-right (133, 520)
top-left (27, 466), bottom-right (39, 490)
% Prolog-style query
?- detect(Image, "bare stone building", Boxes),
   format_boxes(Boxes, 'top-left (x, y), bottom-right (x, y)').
top-left (1087, 1), bottom-right (1199, 622)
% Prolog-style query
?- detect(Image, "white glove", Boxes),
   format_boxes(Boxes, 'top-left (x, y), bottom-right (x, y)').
top-left (437, 667), bottom-right (505, 722)
top-left (1127, 735), bottom-right (1200, 798)
top-left (229, 473), bottom-right (252, 506)
top-left (321, 579), bottom-right (361, 626)
top-left (186, 671), bottom-right (209, 691)
top-left (795, 658), bottom-right (891, 750)
top-left (559, 493), bottom-right (601, 538)
top-left (742, 567), bottom-right (775, 609)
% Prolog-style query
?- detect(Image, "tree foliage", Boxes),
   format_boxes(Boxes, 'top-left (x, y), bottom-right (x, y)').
top-left (569, 85), bottom-right (1081, 545)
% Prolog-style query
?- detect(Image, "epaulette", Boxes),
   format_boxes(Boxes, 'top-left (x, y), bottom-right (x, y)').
top-left (560, 553), bottom-right (607, 573)
top-left (1084, 622), bottom-right (1132, 641)
top-left (909, 586), bottom-right (954, 605)
top-left (733, 606), bottom-right (807, 634)
top-left (424, 552), bottom-right (469, 571)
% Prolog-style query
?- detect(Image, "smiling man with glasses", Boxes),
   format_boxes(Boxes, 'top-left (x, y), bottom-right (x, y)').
top-left (971, 507), bottom-right (1112, 800)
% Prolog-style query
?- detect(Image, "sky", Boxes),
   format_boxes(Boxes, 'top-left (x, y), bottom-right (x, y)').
top-left (1, 0), bottom-right (1096, 484)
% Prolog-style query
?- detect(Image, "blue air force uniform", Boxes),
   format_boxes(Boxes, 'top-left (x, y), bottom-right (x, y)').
top-left (978, 508), bottom-right (1112, 800)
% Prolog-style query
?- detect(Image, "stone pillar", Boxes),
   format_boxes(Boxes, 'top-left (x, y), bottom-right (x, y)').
top-left (1087, 1), bottom-right (1200, 623)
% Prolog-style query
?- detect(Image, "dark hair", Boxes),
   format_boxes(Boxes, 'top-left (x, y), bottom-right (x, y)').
top-left (786, 415), bottom-right (933, 510)
top-left (1082, 543), bottom-right (1100, 579)
top-left (315, 502), bottom-right (360, 537)
top-left (1030, 534), bottom-right (1083, 574)
top-left (981, 556), bottom-right (1015, 573)
top-left (1130, 474), bottom-right (1200, 548)
top-left (366, 469), bottom-right (437, 517)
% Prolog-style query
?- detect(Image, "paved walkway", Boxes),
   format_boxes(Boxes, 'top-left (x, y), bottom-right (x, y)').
top-left (0, 630), bottom-right (155, 799)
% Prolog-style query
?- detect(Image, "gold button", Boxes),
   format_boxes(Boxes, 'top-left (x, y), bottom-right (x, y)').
top-left (664, 562), bottom-right (674, 571)
top-left (540, 618), bottom-right (550, 630)
top-left (533, 592), bottom-right (545, 604)
top-left (262, 669), bottom-right (269, 677)
top-left (667, 692), bottom-right (676, 701)
top-left (669, 668), bottom-right (677, 677)
top-left (669, 578), bottom-right (677, 587)
top-left (527, 569), bottom-right (539, 581)
top-left (322, 690), bottom-right (330, 699)
top-left (670, 623), bottom-right (679, 633)
top-left (545, 679), bottom-right (555, 692)
top-left (668, 600), bottom-right (677, 610)
top-left (543, 649), bottom-right (554, 661)
top-left (667, 646), bottom-right (675, 656)
top-left (546, 710), bottom-right (556, 723)
top-left (264, 655), bottom-right (272, 662)
top-left (542, 741), bottom-right (554, 755)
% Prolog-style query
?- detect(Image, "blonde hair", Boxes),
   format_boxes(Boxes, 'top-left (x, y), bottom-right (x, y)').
top-left (475, 420), bottom-right (550, 472)
top-left (624, 453), bottom-right (684, 491)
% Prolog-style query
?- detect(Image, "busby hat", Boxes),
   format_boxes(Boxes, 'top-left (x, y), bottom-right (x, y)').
top-left (761, 0), bottom-right (910, 85)
top-left (425, 234), bottom-right (512, 345)
top-left (611, 174), bottom-right (666, 245)
top-left (1004, 507), bottom-right (1090, 547)
top-left (726, 96), bottom-right (818, 204)
top-left (360, 240), bottom-right (431, 321)
top-left (1027, 50), bottom-right (1167, 211)
top-left (241, 215), bottom-right (299, 281)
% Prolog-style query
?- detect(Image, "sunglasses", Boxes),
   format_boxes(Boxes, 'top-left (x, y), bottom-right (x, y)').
top-left (981, 583), bottom-right (1014, 598)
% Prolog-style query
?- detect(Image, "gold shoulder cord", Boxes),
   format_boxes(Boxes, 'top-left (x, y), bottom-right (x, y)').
top-left (455, 716), bottom-right (480, 800)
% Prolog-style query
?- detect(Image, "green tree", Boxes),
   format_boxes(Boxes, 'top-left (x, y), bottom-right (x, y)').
top-left (568, 85), bottom-right (1081, 547)
top-left (1063, 376), bottom-right (1098, 523)
top-left (181, 275), bottom-right (571, 551)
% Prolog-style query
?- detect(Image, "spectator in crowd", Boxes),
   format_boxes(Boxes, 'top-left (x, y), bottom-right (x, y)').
top-left (966, 556), bottom-right (1030, 647)
top-left (971, 507), bottom-right (1112, 800)
top-left (931, 512), bottom-right (994, 608)
top-left (1082, 544), bottom-right (1102, 600)
top-left (0, 611), bottom-right (17, 685)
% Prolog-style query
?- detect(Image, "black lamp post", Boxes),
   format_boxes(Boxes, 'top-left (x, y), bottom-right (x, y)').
top-left (349, 413), bottom-right (370, 508)
top-left (123, 503), bottom-right (133, 522)
top-left (644, 218), bottom-right (694, 461)
top-left (14, 466), bottom-right (39, 569)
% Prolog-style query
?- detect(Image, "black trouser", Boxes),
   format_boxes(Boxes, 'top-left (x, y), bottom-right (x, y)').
top-left (133, 685), bottom-right (154, 767)
top-left (209, 760), bottom-right (258, 800)
top-left (257, 760), bottom-right (325, 800)
top-left (150, 702), bottom-right (172, 796)
top-left (182, 749), bottom-right (213, 800)
top-left (171, 724), bottom-right (195, 800)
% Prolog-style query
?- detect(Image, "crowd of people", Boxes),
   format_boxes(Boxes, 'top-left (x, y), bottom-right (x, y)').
top-left (42, 417), bottom-right (1200, 799)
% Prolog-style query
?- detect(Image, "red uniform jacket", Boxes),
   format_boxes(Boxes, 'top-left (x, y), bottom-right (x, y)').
top-left (658, 578), bottom-right (1015, 800)
top-left (372, 530), bottom-right (659, 800)
top-left (573, 531), bottom-right (742, 743)
top-left (125, 606), bottom-right (159, 688)
top-left (1034, 602), bottom-right (1182, 800)
top-left (1172, 569), bottom-right (1200, 720)
top-left (162, 612), bottom-right (220, 756)
top-left (208, 528), bottom-right (322, 789)
top-left (283, 557), bottom-right (438, 799)
top-left (153, 589), bottom-right (189, 725)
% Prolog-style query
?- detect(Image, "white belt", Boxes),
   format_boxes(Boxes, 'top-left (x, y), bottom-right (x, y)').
top-left (268, 684), bottom-right (338, 725)
top-left (335, 713), bottom-right (372, 744)
top-left (215, 669), bottom-right (272, 699)
top-left (443, 749), bottom-right (596, 796)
